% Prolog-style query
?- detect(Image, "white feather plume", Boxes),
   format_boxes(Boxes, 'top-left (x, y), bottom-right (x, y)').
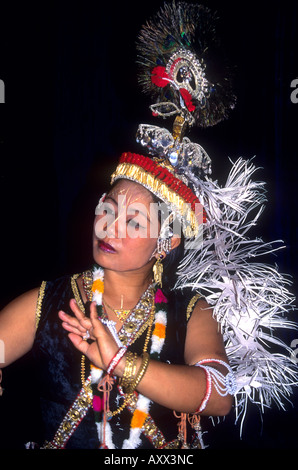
top-left (175, 157), bottom-right (298, 431)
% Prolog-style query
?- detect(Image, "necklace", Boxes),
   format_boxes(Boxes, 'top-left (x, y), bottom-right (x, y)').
top-left (106, 301), bottom-right (155, 419)
top-left (82, 266), bottom-right (169, 449)
top-left (103, 295), bottom-right (131, 322)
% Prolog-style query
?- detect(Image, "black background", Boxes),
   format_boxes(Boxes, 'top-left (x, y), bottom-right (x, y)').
top-left (0, 0), bottom-right (297, 450)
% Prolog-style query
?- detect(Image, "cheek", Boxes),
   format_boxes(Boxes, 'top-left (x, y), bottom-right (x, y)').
top-left (123, 235), bottom-right (157, 260)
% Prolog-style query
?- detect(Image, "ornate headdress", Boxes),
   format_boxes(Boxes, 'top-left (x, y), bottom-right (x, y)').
top-left (111, 2), bottom-right (236, 238)
top-left (110, 1), bottom-right (298, 433)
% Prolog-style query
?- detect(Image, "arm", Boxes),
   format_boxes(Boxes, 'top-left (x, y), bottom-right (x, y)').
top-left (60, 298), bottom-right (233, 417)
top-left (122, 298), bottom-right (233, 416)
top-left (0, 288), bottom-right (39, 367)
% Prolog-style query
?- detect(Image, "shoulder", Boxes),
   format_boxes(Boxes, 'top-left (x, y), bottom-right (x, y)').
top-left (186, 292), bottom-right (204, 321)
top-left (173, 288), bottom-right (207, 321)
top-left (2, 287), bottom-right (40, 314)
top-left (0, 287), bottom-right (41, 366)
top-left (35, 272), bottom-right (85, 329)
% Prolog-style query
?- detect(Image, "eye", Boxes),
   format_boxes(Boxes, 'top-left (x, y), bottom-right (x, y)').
top-left (128, 219), bottom-right (140, 229)
top-left (127, 219), bottom-right (145, 230)
top-left (102, 206), bottom-right (114, 215)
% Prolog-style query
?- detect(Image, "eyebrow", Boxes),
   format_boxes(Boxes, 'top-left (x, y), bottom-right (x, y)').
top-left (105, 195), bottom-right (151, 223)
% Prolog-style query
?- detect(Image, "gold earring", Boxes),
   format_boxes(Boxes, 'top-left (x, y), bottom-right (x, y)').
top-left (153, 255), bottom-right (164, 287)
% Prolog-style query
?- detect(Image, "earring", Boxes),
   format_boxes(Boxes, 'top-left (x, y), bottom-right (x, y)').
top-left (157, 237), bottom-right (172, 254)
top-left (153, 254), bottom-right (164, 287)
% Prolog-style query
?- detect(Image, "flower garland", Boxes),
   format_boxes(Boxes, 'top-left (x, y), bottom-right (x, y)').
top-left (89, 265), bottom-right (168, 449)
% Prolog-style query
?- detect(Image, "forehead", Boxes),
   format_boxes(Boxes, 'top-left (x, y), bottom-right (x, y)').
top-left (108, 179), bottom-right (153, 205)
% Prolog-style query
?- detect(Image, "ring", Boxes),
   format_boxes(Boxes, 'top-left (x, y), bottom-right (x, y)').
top-left (83, 330), bottom-right (91, 341)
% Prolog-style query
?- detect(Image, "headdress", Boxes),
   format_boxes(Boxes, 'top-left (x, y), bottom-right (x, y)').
top-left (110, 1), bottom-right (298, 434)
top-left (111, 2), bottom-right (236, 239)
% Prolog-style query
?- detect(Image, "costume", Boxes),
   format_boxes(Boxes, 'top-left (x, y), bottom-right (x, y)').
top-left (32, 271), bottom-right (202, 449)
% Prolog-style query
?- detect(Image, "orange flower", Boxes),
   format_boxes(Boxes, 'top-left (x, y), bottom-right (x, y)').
top-left (92, 279), bottom-right (104, 294)
top-left (152, 323), bottom-right (166, 339)
top-left (131, 409), bottom-right (148, 429)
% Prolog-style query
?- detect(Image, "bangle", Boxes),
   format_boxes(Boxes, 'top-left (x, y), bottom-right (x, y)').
top-left (106, 347), bottom-right (127, 375)
top-left (195, 367), bottom-right (212, 413)
top-left (120, 351), bottom-right (138, 392)
top-left (193, 358), bottom-right (236, 413)
top-left (126, 352), bottom-right (150, 394)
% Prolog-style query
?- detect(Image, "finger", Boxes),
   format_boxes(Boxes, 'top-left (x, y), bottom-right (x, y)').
top-left (68, 333), bottom-right (90, 355)
top-left (69, 298), bottom-right (86, 320)
top-left (66, 300), bottom-right (93, 329)
top-left (61, 321), bottom-right (84, 337)
top-left (68, 333), bottom-right (104, 369)
top-left (59, 310), bottom-right (91, 334)
top-left (89, 302), bottom-right (106, 338)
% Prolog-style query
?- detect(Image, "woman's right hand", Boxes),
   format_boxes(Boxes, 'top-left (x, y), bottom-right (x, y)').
top-left (59, 300), bottom-right (122, 373)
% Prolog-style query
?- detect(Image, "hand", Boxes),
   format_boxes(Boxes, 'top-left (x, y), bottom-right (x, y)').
top-left (59, 300), bottom-right (120, 371)
top-left (59, 299), bottom-right (94, 339)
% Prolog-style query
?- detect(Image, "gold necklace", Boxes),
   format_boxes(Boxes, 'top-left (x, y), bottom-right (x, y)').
top-left (103, 295), bottom-right (131, 322)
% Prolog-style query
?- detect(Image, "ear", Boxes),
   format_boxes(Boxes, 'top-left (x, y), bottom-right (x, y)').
top-left (152, 235), bottom-right (181, 260)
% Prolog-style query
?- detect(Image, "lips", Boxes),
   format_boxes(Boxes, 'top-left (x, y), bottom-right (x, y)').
top-left (98, 240), bottom-right (116, 254)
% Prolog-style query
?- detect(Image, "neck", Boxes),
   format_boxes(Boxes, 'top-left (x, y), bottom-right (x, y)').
top-left (102, 264), bottom-right (154, 308)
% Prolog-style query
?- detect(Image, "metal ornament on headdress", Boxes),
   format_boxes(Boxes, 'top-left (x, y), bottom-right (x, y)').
top-left (112, 2), bottom-right (236, 239)
top-left (133, 1), bottom-right (236, 229)
top-left (135, 1), bottom-right (236, 179)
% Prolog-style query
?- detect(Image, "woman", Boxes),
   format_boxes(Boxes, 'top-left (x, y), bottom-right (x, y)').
top-left (0, 174), bottom-right (233, 449)
top-left (1, 0), bottom-right (296, 450)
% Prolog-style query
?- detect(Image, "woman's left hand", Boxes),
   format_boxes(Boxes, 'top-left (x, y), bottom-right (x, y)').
top-left (59, 300), bottom-right (119, 370)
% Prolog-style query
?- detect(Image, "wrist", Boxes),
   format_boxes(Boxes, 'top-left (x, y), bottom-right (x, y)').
top-left (118, 351), bottom-right (150, 394)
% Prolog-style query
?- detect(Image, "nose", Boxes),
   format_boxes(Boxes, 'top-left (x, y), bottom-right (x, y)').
top-left (95, 213), bottom-right (126, 239)
top-left (95, 213), bottom-right (116, 239)
top-left (105, 216), bottom-right (118, 238)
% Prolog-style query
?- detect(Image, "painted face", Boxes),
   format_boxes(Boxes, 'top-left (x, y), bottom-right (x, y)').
top-left (93, 180), bottom-right (160, 272)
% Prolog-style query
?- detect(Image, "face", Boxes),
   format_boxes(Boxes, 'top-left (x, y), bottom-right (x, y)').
top-left (93, 180), bottom-right (160, 273)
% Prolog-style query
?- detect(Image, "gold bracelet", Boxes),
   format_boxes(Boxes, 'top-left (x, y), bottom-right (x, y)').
top-left (120, 351), bottom-right (138, 392)
top-left (120, 351), bottom-right (134, 389)
top-left (126, 352), bottom-right (150, 394)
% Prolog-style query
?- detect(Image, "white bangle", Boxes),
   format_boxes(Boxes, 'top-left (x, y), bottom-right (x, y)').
top-left (107, 347), bottom-right (127, 375)
top-left (194, 358), bottom-right (237, 397)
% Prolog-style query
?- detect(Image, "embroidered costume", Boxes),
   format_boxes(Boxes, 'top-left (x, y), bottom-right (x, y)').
top-left (32, 271), bottom-right (203, 449)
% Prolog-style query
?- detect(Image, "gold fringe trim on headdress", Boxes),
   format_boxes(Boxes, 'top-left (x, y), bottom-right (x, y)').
top-left (111, 162), bottom-right (200, 238)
